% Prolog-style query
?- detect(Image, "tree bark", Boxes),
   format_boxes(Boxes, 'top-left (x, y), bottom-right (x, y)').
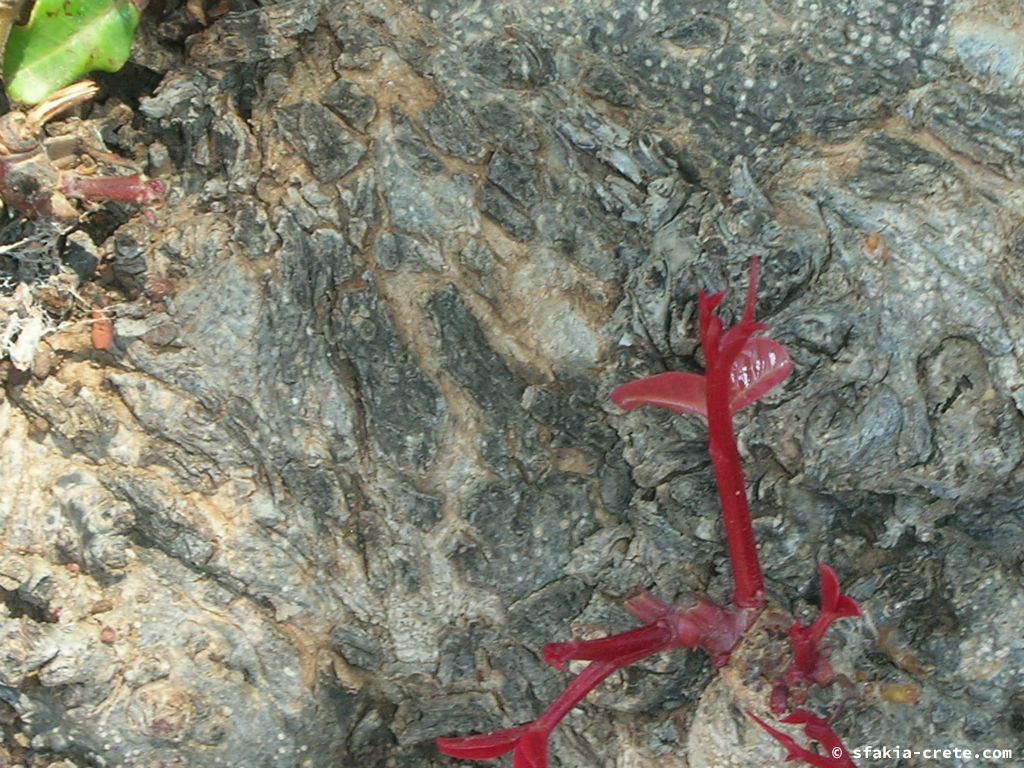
top-left (2, 0), bottom-right (1023, 765)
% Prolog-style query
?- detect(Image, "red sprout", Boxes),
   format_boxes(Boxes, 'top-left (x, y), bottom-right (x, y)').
top-left (769, 564), bottom-right (861, 714)
top-left (789, 564), bottom-right (862, 677)
top-left (612, 257), bottom-right (792, 608)
top-left (438, 260), bottom-right (859, 768)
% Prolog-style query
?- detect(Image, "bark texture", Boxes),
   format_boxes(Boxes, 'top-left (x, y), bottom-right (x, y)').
top-left (2, 0), bottom-right (1024, 766)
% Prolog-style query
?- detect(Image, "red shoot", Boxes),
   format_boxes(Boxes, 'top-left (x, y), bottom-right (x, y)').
top-left (748, 709), bottom-right (858, 768)
top-left (771, 565), bottom-right (862, 713)
top-left (63, 173), bottom-right (165, 206)
top-left (788, 564), bottom-right (862, 677)
top-left (439, 260), bottom-right (860, 768)
top-left (612, 257), bottom-right (792, 607)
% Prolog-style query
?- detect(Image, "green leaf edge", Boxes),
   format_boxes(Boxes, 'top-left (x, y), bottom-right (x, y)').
top-left (4, 0), bottom-right (141, 105)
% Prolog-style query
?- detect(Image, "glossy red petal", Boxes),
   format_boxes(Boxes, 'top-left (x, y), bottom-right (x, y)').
top-left (611, 371), bottom-right (708, 416)
top-left (729, 337), bottom-right (793, 412)
top-left (818, 564), bottom-right (840, 611)
top-left (436, 725), bottom-right (528, 760)
top-left (835, 595), bottom-right (862, 618)
top-left (816, 565), bottom-right (861, 618)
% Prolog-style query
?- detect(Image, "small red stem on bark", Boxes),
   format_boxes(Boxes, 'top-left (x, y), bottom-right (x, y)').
top-left (63, 173), bottom-right (164, 205)
top-left (701, 260), bottom-right (765, 608)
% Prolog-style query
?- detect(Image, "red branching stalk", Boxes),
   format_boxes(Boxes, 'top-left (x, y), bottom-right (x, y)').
top-left (544, 590), bottom-right (757, 671)
top-left (771, 564), bottom-right (863, 714)
top-left (789, 564), bottom-right (862, 675)
top-left (439, 596), bottom-right (759, 767)
top-left (437, 260), bottom-right (861, 768)
top-left (438, 658), bottom-right (655, 768)
top-left (613, 258), bottom-right (790, 606)
top-left (623, 589), bottom-right (757, 665)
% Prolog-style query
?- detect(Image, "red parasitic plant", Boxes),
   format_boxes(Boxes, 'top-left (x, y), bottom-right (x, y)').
top-left (438, 258), bottom-right (861, 767)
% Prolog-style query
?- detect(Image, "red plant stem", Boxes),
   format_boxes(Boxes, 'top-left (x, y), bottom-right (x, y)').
top-left (702, 262), bottom-right (765, 609)
top-left (706, 372), bottom-right (764, 608)
top-left (543, 621), bottom-right (673, 670)
top-left (63, 173), bottom-right (164, 205)
top-left (535, 651), bottom-right (659, 732)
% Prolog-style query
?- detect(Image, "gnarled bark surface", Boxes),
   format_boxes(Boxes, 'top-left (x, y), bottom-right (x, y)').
top-left (2, 0), bottom-right (1023, 765)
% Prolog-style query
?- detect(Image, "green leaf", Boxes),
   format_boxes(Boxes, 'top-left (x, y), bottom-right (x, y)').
top-left (3, 0), bottom-right (141, 105)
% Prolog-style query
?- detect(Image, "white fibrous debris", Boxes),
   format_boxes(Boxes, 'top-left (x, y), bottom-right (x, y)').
top-left (1, 283), bottom-right (57, 371)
